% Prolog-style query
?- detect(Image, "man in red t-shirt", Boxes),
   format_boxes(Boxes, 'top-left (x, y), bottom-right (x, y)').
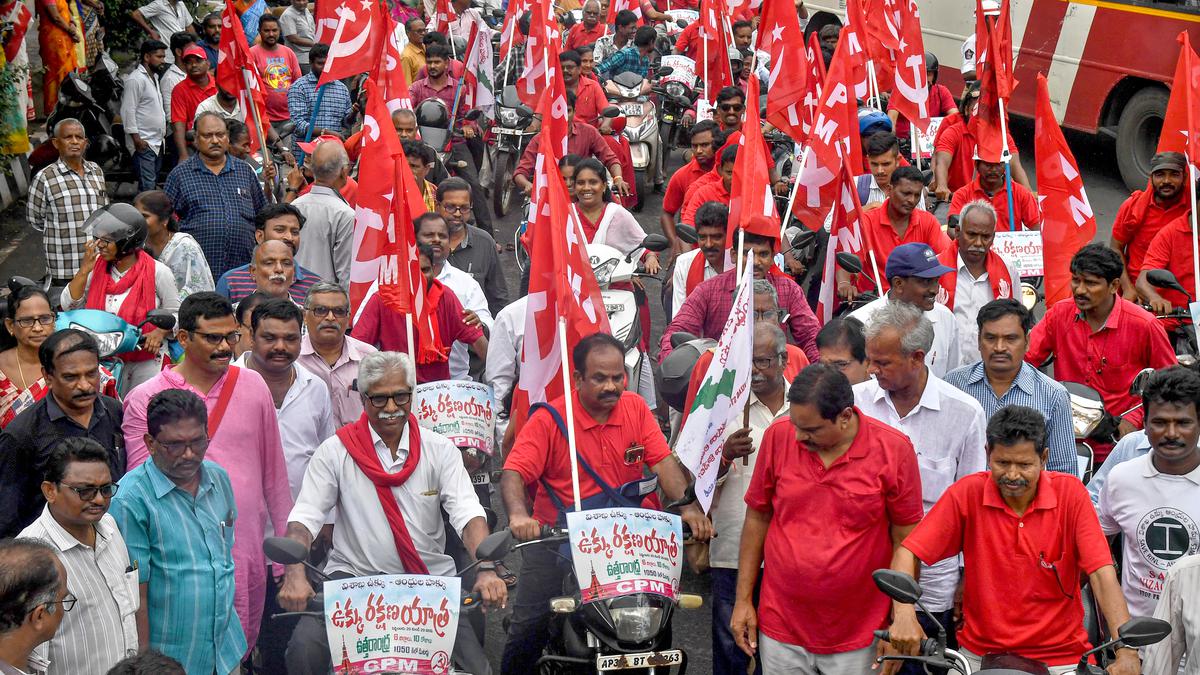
top-left (565, 0), bottom-right (606, 51)
top-left (1137, 212), bottom-right (1197, 318)
top-left (681, 144), bottom-right (736, 227)
top-left (170, 44), bottom-right (216, 165)
top-left (249, 14), bottom-right (301, 123)
top-left (500, 333), bottom-right (712, 674)
top-left (885, 406), bottom-right (1140, 675)
top-left (731, 363), bottom-right (923, 671)
top-left (931, 83), bottom-right (1031, 201)
top-left (949, 146), bottom-right (1041, 232)
top-left (662, 120), bottom-right (719, 254)
top-left (1111, 151), bottom-right (1189, 299)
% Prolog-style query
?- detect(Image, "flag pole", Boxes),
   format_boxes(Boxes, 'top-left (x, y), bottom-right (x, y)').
top-left (1190, 163), bottom-right (1200, 299)
top-left (405, 313), bottom-right (417, 371)
top-left (868, 249), bottom-right (882, 293)
top-left (865, 59), bottom-right (881, 109)
top-left (781, 143), bottom-right (808, 234)
top-left (557, 316), bottom-right (583, 510)
top-left (241, 67), bottom-right (275, 203)
top-left (738, 242), bottom-right (751, 466)
top-left (997, 96), bottom-right (1017, 232)
top-left (910, 125), bottom-right (921, 171)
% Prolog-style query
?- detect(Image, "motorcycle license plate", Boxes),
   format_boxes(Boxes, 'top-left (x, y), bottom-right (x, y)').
top-left (471, 472), bottom-right (491, 486)
top-left (621, 102), bottom-right (644, 116)
top-left (597, 650), bottom-right (683, 671)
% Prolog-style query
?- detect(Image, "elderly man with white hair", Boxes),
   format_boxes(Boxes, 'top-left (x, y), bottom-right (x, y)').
top-left (291, 140), bottom-right (354, 287)
top-left (278, 350), bottom-right (504, 675)
top-left (853, 301), bottom-right (987, 656)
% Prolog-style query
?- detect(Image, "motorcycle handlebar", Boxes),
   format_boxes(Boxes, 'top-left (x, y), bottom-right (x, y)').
top-left (872, 630), bottom-right (939, 656)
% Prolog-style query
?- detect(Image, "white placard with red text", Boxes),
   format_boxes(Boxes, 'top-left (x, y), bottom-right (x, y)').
top-left (413, 381), bottom-right (496, 456)
top-left (324, 575), bottom-right (461, 675)
top-left (566, 508), bottom-right (684, 604)
top-left (993, 230), bottom-right (1044, 278)
top-left (658, 55), bottom-right (698, 87)
top-left (915, 117), bottom-right (944, 159)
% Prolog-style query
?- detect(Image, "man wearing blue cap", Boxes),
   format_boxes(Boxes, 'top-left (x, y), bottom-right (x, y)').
top-left (849, 243), bottom-right (962, 377)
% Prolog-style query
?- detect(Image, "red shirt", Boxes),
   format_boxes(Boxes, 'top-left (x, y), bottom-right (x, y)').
top-left (250, 44), bottom-right (301, 122)
top-left (680, 175), bottom-right (729, 226)
top-left (570, 76), bottom-right (611, 127)
top-left (1141, 213), bottom-right (1196, 308)
top-left (933, 115), bottom-right (1018, 194)
top-left (674, 21), bottom-right (702, 61)
top-left (887, 83), bottom-right (957, 139)
top-left (514, 120), bottom-right (619, 181)
top-left (170, 75), bottom-right (217, 125)
top-left (1026, 296), bottom-right (1175, 431)
top-left (1111, 190), bottom-right (1189, 283)
top-left (504, 391), bottom-right (671, 525)
top-left (350, 284), bottom-right (483, 383)
top-left (680, 345), bottom-right (808, 426)
top-left (744, 413), bottom-right (924, 653)
top-left (949, 176), bottom-right (1042, 231)
top-left (565, 22), bottom-right (607, 52)
top-left (903, 472), bottom-right (1113, 665)
top-left (663, 158), bottom-right (714, 214)
top-left (860, 201), bottom-right (951, 292)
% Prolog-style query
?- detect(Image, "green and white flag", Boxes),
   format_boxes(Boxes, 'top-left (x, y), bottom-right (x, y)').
top-left (675, 254), bottom-right (754, 513)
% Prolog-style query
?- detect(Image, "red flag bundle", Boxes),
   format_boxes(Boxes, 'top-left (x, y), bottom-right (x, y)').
top-left (728, 76), bottom-right (781, 244)
top-left (973, 0), bottom-right (1016, 157)
top-left (757, 0), bottom-right (808, 142)
top-left (516, 0), bottom-right (561, 106)
top-left (1158, 32), bottom-right (1200, 168)
top-left (498, 0), bottom-right (530, 63)
top-left (815, 156), bottom-right (869, 322)
top-left (373, 15), bottom-right (413, 113)
top-left (1035, 73), bottom-right (1097, 307)
top-left (511, 86), bottom-right (611, 432)
top-left (216, 3), bottom-right (270, 153)
top-left (698, 0), bottom-right (733, 102)
top-left (842, 0), bottom-right (884, 101)
top-left (317, 0), bottom-right (387, 87)
top-left (887, 0), bottom-right (932, 132)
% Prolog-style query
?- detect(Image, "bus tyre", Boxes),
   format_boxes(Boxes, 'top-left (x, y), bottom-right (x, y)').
top-left (1116, 87), bottom-right (1169, 192)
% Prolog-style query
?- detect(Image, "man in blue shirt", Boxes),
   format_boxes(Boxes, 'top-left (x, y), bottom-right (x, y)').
top-left (944, 299), bottom-right (1078, 475)
top-left (596, 25), bottom-right (656, 80)
top-left (164, 112), bottom-right (267, 279)
top-left (286, 43), bottom-right (352, 163)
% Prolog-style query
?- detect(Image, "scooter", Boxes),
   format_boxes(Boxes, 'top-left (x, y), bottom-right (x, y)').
top-left (587, 234), bottom-right (669, 399)
top-left (1063, 368), bottom-right (1153, 483)
top-left (871, 569), bottom-right (1172, 674)
top-left (489, 85), bottom-right (536, 218)
top-left (651, 61), bottom-right (699, 156)
top-left (1142, 268), bottom-right (1199, 365)
top-left (605, 72), bottom-right (662, 211)
top-left (54, 307), bottom-right (179, 396)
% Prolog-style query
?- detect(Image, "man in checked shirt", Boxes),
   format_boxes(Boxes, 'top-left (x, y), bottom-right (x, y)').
top-left (27, 119), bottom-right (108, 300)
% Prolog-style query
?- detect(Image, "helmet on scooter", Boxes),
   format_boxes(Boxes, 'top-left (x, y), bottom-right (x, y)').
top-left (925, 51), bottom-right (939, 85)
top-left (415, 98), bottom-right (450, 128)
top-left (85, 203), bottom-right (147, 258)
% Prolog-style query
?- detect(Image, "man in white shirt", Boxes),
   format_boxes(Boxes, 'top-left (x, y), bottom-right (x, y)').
top-left (850, 242), bottom-right (961, 377)
top-left (193, 88), bottom-right (242, 124)
top-left (0, 540), bottom-right (67, 675)
top-left (18, 438), bottom-right (138, 675)
top-left (1145, 553), bottom-right (1200, 674)
top-left (279, 0), bottom-right (316, 71)
top-left (485, 295), bottom-right (527, 446)
top-left (1098, 366), bottom-right (1200, 618)
top-left (414, 213), bottom-right (493, 381)
top-left (132, 0), bottom-right (194, 63)
top-left (669, 204), bottom-right (725, 319)
top-left (235, 298), bottom-right (334, 498)
top-left (278, 351), bottom-right (505, 675)
top-left (297, 283), bottom-right (376, 428)
top-left (292, 141), bottom-right (354, 288)
top-left (121, 40), bottom-right (167, 193)
top-left (158, 33), bottom-right (193, 121)
top-left (854, 301), bottom-right (987, 646)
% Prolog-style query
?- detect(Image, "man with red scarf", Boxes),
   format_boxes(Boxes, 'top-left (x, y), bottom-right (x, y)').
top-left (669, 201), bottom-right (727, 318)
top-left (279, 350), bottom-right (504, 675)
top-left (936, 200), bottom-right (1020, 365)
top-left (351, 243), bottom-right (488, 384)
top-left (1111, 152), bottom-right (1189, 301)
top-left (61, 204), bottom-right (180, 393)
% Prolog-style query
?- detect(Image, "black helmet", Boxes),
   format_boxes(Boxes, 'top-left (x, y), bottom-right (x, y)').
top-left (925, 52), bottom-right (939, 84)
top-left (85, 203), bottom-right (147, 258)
top-left (415, 98), bottom-right (449, 128)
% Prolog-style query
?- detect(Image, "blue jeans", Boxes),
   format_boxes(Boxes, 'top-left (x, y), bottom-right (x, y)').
top-left (132, 146), bottom-right (160, 192)
top-left (712, 567), bottom-right (761, 675)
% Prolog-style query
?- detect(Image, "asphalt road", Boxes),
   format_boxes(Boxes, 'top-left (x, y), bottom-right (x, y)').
top-left (0, 118), bottom-right (1137, 674)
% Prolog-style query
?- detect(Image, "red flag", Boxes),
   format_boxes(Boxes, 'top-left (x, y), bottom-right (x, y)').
top-left (808, 35), bottom-right (863, 180)
top-left (317, 0), bottom-right (386, 86)
top-left (313, 0), bottom-right (340, 43)
top-left (373, 16), bottom-right (413, 113)
top-left (888, 0), bottom-right (932, 132)
top-left (498, 0), bottom-right (530, 63)
top-left (216, 3), bottom-right (270, 153)
top-left (429, 0), bottom-right (458, 34)
top-left (511, 86), bottom-right (611, 432)
top-left (816, 156), bottom-right (870, 322)
top-left (796, 32), bottom-right (826, 142)
top-left (973, 0), bottom-right (1017, 157)
top-left (699, 0), bottom-right (733, 102)
top-left (516, 0), bottom-right (560, 106)
top-left (605, 0), bottom-right (641, 28)
top-left (1035, 73), bottom-right (1097, 307)
top-left (758, 0), bottom-right (807, 142)
top-left (728, 76), bottom-right (780, 244)
top-left (843, 0), bottom-right (890, 99)
top-left (1159, 32), bottom-right (1200, 167)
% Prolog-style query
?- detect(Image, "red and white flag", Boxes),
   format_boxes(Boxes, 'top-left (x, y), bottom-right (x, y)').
top-left (699, 0), bottom-right (733, 102)
top-left (497, 0), bottom-right (530, 64)
top-left (511, 86), bottom-right (611, 432)
top-left (887, 0), bottom-right (932, 132)
top-left (1159, 31), bottom-right (1200, 168)
top-left (757, 0), bottom-right (807, 142)
top-left (815, 156), bottom-right (869, 322)
top-left (1035, 73), bottom-right (1096, 308)
top-left (318, 0), bottom-right (387, 86)
top-left (973, 0), bottom-right (1016, 157)
top-left (429, 0), bottom-right (458, 34)
top-left (373, 16), bottom-right (413, 113)
top-left (797, 31), bottom-right (826, 142)
top-left (516, 0), bottom-right (561, 106)
top-left (604, 0), bottom-right (642, 27)
top-left (313, 0), bottom-right (341, 44)
top-left (728, 76), bottom-right (780, 244)
top-left (462, 21), bottom-right (497, 112)
top-left (842, 0), bottom-right (880, 100)
top-left (216, 3), bottom-right (270, 153)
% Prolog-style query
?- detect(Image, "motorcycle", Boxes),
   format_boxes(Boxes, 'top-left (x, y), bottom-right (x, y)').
top-left (605, 72), bottom-right (662, 211)
top-left (489, 85), bottom-right (536, 218)
top-left (1064, 369), bottom-right (1153, 483)
top-left (54, 307), bottom-right (179, 396)
top-left (832, 252), bottom-right (881, 317)
top-left (871, 569), bottom-right (1171, 674)
top-left (1142, 268), bottom-right (1199, 365)
top-left (652, 60), bottom-right (700, 157)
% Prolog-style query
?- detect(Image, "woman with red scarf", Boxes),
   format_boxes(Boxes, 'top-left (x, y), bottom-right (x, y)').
top-left (61, 203), bottom-right (181, 393)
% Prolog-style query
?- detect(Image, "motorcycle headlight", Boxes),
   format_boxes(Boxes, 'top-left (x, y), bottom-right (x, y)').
top-left (608, 606), bottom-right (663, 643)
top-left (664, 81), bottom-right (686, 99)
top-left (69, 326), bottom-right (124, 358)
top-left (499, 107), bottom-right (519, 126)
top-left (592, 259), bottom-right (618, 287)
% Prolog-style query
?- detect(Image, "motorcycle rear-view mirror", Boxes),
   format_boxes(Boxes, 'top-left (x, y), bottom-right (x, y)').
top-left (475, 530), bottom-right (513, 562)
top-left (641, 234), bottom-right (670, 253)
top-left (263, 536), bottom-right (309, 565)
top-left (657, 66), bottom-right (675, 78)
top-left (1130, 367), bottom-right (1155, 397)
top-left (675, 223), bottom-right (698, 245)
top-left (1117, 616), bottom-right (1172, 648)
top-left (787, 227), bottom-right (815, 251)
top-left (7, 276), bottom-right (38, 293)
top-left (836, 252), bottom-right (864, 275)
top-left (1146, 269), bottom-right (1189, 298)
top-left (669, 331), bottom-right (699, 349)
top-left (872, 569), bottom-right (923, 605)
top-left (601, 106), bottom-right (622, 118)
top-left (142, 309), bottom-right (176, 332)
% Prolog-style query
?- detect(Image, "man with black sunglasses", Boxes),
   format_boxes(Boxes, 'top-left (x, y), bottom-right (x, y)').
top-left (0, 330), bottom-right (125, 538)
top-left (18, 437), bottom-right (137, 674)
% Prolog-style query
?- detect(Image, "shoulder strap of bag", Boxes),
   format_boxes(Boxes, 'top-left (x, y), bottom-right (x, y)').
top-left (529, 401), bottom-right (635, 511)
top-left (857, 174), bottom-right (873, 205)
top-left (207, 366), bottom-right (241, 439)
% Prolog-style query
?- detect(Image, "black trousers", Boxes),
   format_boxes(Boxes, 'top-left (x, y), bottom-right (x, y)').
top-left (499, 544), bottom-right (566, 674)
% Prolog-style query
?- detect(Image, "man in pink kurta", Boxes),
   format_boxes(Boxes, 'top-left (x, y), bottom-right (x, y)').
top-left (122, 294), bottom-right (295, 653)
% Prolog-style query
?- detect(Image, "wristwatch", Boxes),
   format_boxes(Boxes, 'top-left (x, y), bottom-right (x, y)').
top-left (477, 561), bottom-right (497, 573)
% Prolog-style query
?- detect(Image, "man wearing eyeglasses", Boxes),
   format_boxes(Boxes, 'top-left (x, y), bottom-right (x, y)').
top-left (279, 350), bottom-right (503, 675)
top-left (437, 178), bottom-right (510, 316)
top-left (0, 539), bottom-right (70, 675)
top-left (297, 282), bottom-right (377, 428)
top-left (18, 437), bottom-right (138, 675)
top-left (121, 292), bottom-right (295, 657)
top-left (0, 330), bottom-right (126, 538)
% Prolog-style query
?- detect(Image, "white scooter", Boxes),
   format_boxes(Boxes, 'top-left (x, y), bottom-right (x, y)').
top-left (587, 234), bottom-right (670, 399)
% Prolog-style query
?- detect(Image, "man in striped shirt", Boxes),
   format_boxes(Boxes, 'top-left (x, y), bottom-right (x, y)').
top-left (215, 203), bottom-right (320, 304)
top-left (19, 438), bottom-right (138, 675)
